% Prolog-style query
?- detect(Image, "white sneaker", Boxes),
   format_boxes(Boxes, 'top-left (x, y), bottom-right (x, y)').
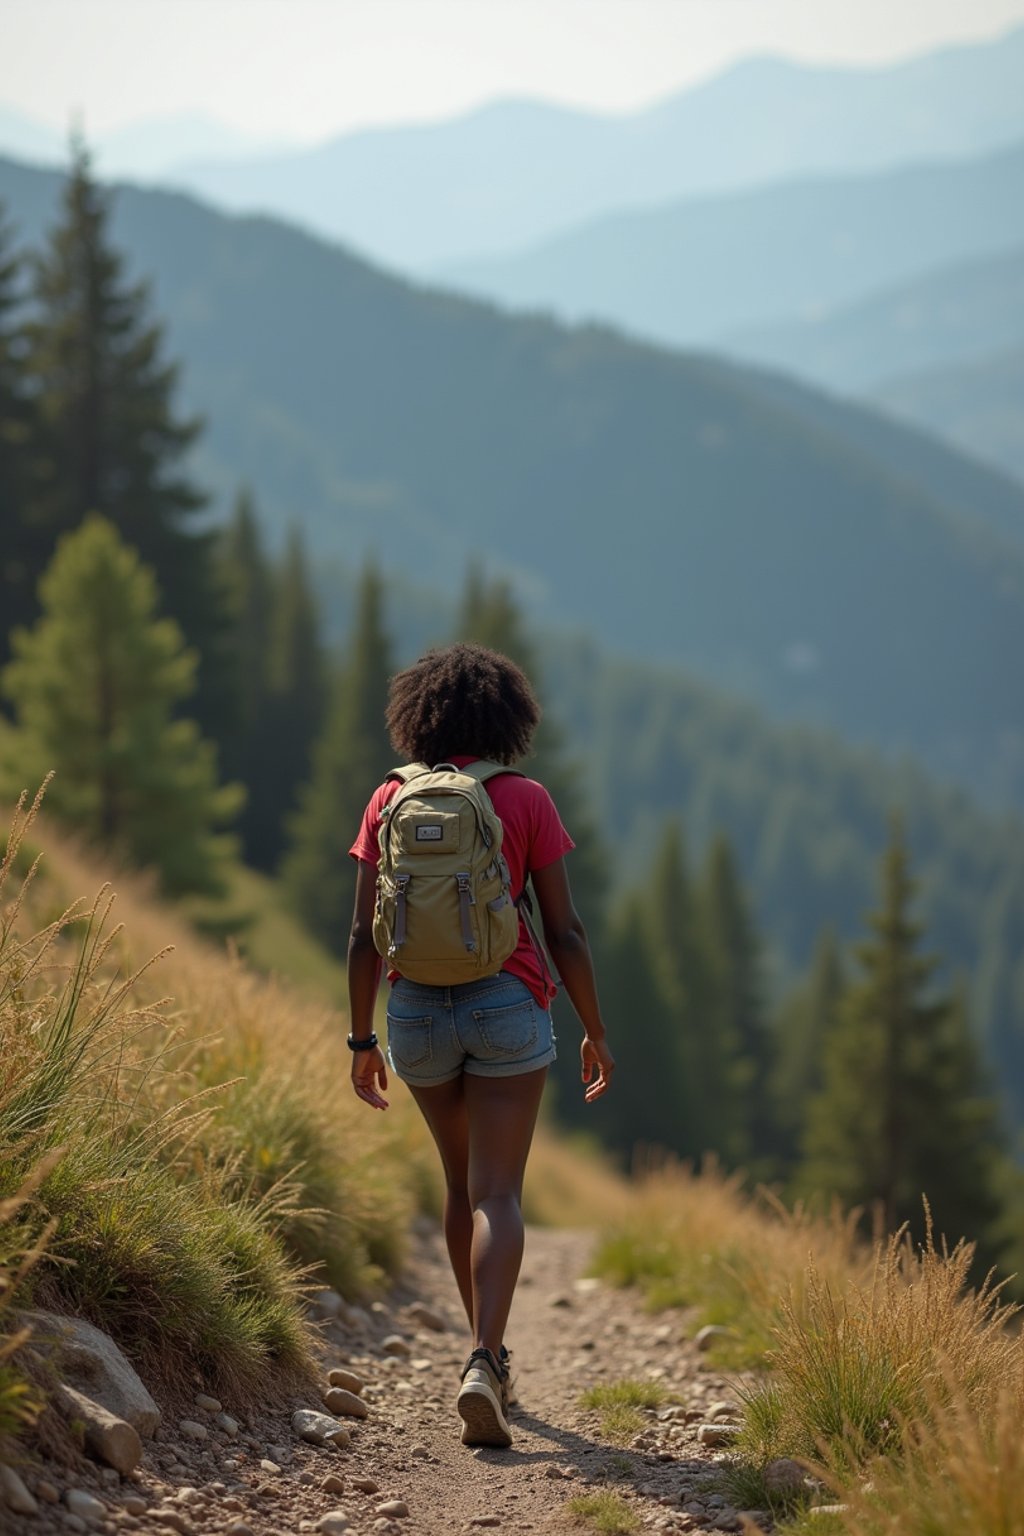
top-left (457, 1347), bottom-right (512, 1447)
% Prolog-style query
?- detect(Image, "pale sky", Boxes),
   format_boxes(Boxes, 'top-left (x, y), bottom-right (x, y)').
top-left (4, 0), bottom-right (1024, 144)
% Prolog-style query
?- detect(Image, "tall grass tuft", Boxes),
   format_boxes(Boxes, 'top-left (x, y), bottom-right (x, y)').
top-left (0, 1154), bottom-right (62, 1454)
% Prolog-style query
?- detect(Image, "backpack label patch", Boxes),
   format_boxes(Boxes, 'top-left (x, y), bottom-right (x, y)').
top-left (415, 823), bottom-right (444, 841)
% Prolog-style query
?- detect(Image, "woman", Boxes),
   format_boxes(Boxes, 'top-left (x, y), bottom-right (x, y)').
top-left (347, 642), bottom-right (615, 1449)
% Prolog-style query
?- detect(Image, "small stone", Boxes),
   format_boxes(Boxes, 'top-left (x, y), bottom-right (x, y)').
top-left (407, 1302), bottom-right (446, 1331)
top-left (697, 1422), bottom-right (742, 1447)
top-left (350, 1476), bottom-right (380, 1493)
top-left (194, 1393), bottom-right (223, 1413)
top-left (65, 1516), bottom-right (87, 1533)
top-left (323, 1386), bottom-right (369, 1418)
top-left (312, 1289), bottom-right (345, 1319)
top-left (341, 1303), bottom-right (372, 1331)
top-left (123, 1498), bottom-right (147, 1516)
top-left (573, 1277), bottom-right (600, 1294)
top-left (0, 1464), bottom-right (38, 1514)
top-left (215, 1412), bottom-right (239, 1436)
top-left (543, 1464), bottom-right (564, 1478)
top-left (707, 1399), bottom-right (740, 1421)
top-left (38, 1480), bottom-right (61, 1505)
top-left (469, 1519), bottom-right (501, 1528)
top-left (549, 1294), bottom-right (572, 1308)
top-left (58, 1382), bottom-right (143, 1474)
top-left (294, 1408), bottom-right (352, 1446)
top-left (410, 1444), bottom-right (430, 1458)
top-left (381, 1334), bottom-right (411, 1357)
top-left (178, 1419), bottom-right (209, 1441)
top-left (322, 1473), bottom-right (346, 1494)
top-left (328, 1368), bottom-right (365, 1395)
top-left (411, 1359), bottom-right (432, 1372)
top-left (764, 1458), bottom-right (810, 1494)
top-left (66, 1488), bottom-right (108, 1522)
top-left (152, 1509), bottom-right (195, 1536)
top-left (694, 1324), bottom-right (733, 1352)
top-left (317, 1512), bottom-right (351, 1535)
top-left (375, 1500), bottom-right (409, 1518)
top-left (260, 1458), bottom-right (281, 1475)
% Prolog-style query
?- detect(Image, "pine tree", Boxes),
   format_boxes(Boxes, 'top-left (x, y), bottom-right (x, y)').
top-left (2, 516), bottom-right (242, 894)
top-left (22, 139), bottom-right (222, 716)
top-left (770, 927), bottom-right (845, 1167)
top-left (263, 524), bottom-right (327, 867)
top-left (0, 204), bottom-right (37, 662)
top-left (454, 562), bottom-right (609, 937)
top-left (282, 562), bottom-right (393, 953)
top-left (700, 834), bottom-right (774, 1170)
top-left (801, 822), bottom-right (1006, 1257)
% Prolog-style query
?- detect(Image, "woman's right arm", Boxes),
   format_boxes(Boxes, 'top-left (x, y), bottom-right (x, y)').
top-left (530, 858), bottom-right (615, 1102)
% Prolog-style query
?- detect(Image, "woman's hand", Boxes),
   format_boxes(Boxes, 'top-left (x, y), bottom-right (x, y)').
top-left (581, 1035), bottom-right (615, 1103)
top-left (351, 1044), bottom-right (389, 1110)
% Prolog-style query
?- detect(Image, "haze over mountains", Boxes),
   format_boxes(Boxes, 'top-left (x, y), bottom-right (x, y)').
top-left (3, 24), bottom-right (1024, 270)
top-left (2, 152), bottom-right (1023, 816)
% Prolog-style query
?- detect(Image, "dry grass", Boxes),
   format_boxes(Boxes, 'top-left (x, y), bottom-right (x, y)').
top-left (590, 1156), bottom-right (868, 1367)
top-left (564, 1489), bottom-right (641, 1534)
top-left (579, 1378), bottom-right (669, 1443)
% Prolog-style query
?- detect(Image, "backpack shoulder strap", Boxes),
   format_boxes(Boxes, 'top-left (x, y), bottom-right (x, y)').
top-left (386, 762), bottom-right (431, 784)
top-left (452, 760), bottom-right (525, 786)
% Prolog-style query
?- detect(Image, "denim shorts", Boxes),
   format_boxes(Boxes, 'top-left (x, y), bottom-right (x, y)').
top-left (385, 972), bottom-right (557, 1087)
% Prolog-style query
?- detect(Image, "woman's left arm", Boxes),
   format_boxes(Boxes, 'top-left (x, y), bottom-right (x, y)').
top-left (347, 859), bottom-right (389, 1109)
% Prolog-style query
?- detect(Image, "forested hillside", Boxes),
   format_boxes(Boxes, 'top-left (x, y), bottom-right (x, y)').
top-left (2, 154), bottom-right (1024, 812)
top-left (872, 347), bottom-right (1024, 490)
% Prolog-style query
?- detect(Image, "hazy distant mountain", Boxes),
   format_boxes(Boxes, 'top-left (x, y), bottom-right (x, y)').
top-left (720, 247), bottom-right (1024, 393)
top-left (440, 141), bottom-right (1024, 350)
top-left (871, 347), bottom-right (1024, 487)
top-left (0, 102), bottom-right (287, 180)
top-left (3, 152), bottom-right (1024, 812)
top-left (162, 25), bottom-right (1024, 270)
top-left (0, 106), bottom-right (64, 167)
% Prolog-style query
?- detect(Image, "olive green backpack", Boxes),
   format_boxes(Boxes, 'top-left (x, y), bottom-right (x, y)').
top-left (372, 761), bottom-right (521, 985)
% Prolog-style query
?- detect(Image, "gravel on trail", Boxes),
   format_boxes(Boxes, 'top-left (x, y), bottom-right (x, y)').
top-left (2, 1227), bottom-right (766, 1536)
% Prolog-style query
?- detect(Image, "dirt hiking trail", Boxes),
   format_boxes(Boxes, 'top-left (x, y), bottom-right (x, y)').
top-left (5, 1227), bottom-right (751, 1536)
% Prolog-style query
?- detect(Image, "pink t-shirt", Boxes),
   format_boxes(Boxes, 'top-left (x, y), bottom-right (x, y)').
top-left (349, 756), bottom-right (574, 1006)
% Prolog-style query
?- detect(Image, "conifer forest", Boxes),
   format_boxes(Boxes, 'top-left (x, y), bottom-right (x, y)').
top-left (2, 87), bottom-right (1024, 1294)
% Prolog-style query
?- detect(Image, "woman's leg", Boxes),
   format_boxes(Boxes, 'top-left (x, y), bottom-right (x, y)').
top-left (407, 1076), bottom-right (474, 1327)
top-left (464, 1066), bottom-right (548, 1357)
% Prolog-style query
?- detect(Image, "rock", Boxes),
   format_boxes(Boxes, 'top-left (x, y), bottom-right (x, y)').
top-left (194, 1393), bottom-right (222, 1413)
top-left (543, 1464), bottom-right (564, 1479)
top-left (178, 1418), bottom-right (209, 1441)
top-left (215, 1412), bottom-right (239, 1436)
top-left (312, 1289), bottom-right (345, 1320)
top-left (267, 1442), bottom-right (291, 1462)
top-left (350, 1476), bottom-right (380, 1493)
top-left (694, 1324), bottom-right (733, 1352)
top-left (764, 1458), bottom-right (810, 1495)
top-left (381, 1334), bottom-right (411, 1357)
top-left (294, 1408), bottom-right (354, 1446)
top-left (58, 1382), bottom-right (143, 1474)
top-left (707, 1400), bottom-right (740, 1421)
top-left (316, 1512), bottom-right (351, 1535)
top-left (37, 1480), bottom-right (60, 1505)
top-left (0, 1464), bottom-right (38, 1514)
top-left (322, 1473), bottom-right (346, 1494)
top-left (260, 1458), bottom-right (281, 1475)
top-left (697, 1422), bottom-right (742, 1447)
top-left (549, 1294), bottom-right (572, 1308)
top-left (153, 1510), bottom-right (196, 1536)
top-left (411, 1359), bottom-right (432, 1372)
top-left (123, 1497), bottom-right (147, 1515)
top-left (469, 1518), bottom-right (501, 1527)
top-left (65, 1515), bottom-right (87, 1533)
top-left (323, 1386), bottom-right (369, 1418)
top-left (573, 1277), bottom-right (600, 1294)
top-left (25, 1311), bottom-right (161, 1436)
top-left (376, 1500), bottom-right (410, 1518)
top-left (410, 1444), bottom-right (430, 1458)
top-left (810, 1507), bottom-right (849, 1518)
top-left (407, 1302), bottom-right (446, 1332)
top-left (65, 1488), bottom-right (107, 1522)
top-left (341, 1304), bottom-right (372, 1331)
top-left (328, 1368), bottom-right (365, 1395)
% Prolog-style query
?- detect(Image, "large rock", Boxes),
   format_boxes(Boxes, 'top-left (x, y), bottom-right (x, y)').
top-left (0, 1464), bottom-right (39, 1514)
top-left (25, 1311), bottom-right (161, 1436)
top-left (58, 1382), bottom-right (143, 1474)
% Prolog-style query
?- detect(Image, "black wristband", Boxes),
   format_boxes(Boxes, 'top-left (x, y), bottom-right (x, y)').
top-left (347, 1033), bottom-right (379, 1052)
